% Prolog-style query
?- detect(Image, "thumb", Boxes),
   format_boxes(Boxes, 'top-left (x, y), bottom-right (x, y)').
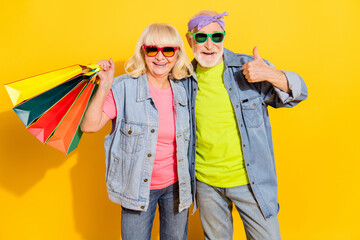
top-left (109, 58), bottom-right (115, 71)
top-left (253, 46), bottom-right (262, 60)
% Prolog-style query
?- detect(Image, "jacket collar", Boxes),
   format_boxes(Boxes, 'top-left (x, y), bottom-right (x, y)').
top-left (136, 73), bottom-right (187, 105)
top-left (137, 73), bottom-right (152, 102)
top-left (223, 48), bottom-right (242, 67)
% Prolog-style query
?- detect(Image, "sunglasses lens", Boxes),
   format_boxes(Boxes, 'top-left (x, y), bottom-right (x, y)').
top-left (212, 33), bottom-right (224, 43)
top-left (146, 47), bottom-right (158, 56)
top-left (162, 47), bottom-right (176, 57)
top-left (195, 33), bottom-right (208, 43)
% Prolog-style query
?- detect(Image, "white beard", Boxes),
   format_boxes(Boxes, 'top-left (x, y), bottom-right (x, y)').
top-left (192, 45), bottom-right (224, 68)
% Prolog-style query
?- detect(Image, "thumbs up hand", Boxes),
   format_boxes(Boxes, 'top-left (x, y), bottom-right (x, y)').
top-left (242, 47), bottom-right (288, 90)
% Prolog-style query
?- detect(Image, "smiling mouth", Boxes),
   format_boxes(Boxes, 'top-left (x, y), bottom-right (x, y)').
top-left (154, 62), bottom-right (167, 66)
top-left (202, 52), bottom-right (216, 56)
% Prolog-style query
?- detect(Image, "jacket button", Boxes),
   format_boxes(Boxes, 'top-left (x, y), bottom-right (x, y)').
top-left (177, 135), bottom-right (181, 138)
top-left (243, 144), bottom-right (245, 147)
top-left (148, 154), bottom-right (152, 157)
top-left (193, 88), bottom-right (196, 91)
top-left (229, 88), bottom-right (232, 91)
top-left (236, 105), bottom-right (239, 108)
top-left (240, 124), bottom-right (243, 127)
top-left (178, 159), bottom-right (183, 162)
top-left (144, 179), bottom-right (148, 182)
top-left (247, 163), bottom-right (249, 166)
top-left (128, 130), bottom-right (132, 134)
top-left (252, 182), bottom-right (255, 185)
top-left (151, 129), bottom-right (155, 133)
top-left (140, 206), bottom-right (145, 209)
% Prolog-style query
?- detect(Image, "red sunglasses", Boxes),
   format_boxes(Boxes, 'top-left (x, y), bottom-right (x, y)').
top-left (143, 45), bottom-right (179, 57)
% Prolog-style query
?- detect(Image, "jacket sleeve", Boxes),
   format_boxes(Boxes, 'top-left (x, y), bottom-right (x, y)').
top-left (259, 60), bottom-right (308, 108)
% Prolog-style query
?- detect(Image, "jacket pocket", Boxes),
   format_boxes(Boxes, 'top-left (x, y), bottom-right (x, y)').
top-left (241, 97), bottom-right (264, 128)
top-left (120, 122), bottom-right (145, 153)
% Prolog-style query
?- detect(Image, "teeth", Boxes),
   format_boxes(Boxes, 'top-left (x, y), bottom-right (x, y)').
top-left (154, 62), bottom-right (167, 66)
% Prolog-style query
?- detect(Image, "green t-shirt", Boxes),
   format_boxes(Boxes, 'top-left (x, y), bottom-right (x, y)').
top-left (195, 62), bottom-right (249, 187)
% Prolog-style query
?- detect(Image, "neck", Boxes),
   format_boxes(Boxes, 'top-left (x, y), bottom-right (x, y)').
top-left (147, 74), bottom-right (170, 89)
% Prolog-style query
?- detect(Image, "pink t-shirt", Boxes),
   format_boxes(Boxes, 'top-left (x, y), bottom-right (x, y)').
top-left (102, 87), bottom-right (178, 190)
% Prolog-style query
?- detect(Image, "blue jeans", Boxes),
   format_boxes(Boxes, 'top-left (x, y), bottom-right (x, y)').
top-left (196, 180), bottom-right (281, 240)
top-left (121, 182), bottom-right (189, 240)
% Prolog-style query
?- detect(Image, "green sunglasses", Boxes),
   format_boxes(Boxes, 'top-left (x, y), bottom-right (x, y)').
top-left (188, 31), bottom-right (226, 43)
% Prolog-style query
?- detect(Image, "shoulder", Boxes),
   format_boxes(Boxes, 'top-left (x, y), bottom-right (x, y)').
top-left (111, 73), bottom-right (141, 92)
top-left (112, 74), bottom-right (137, 86)
top-left (224, 48), bottom-right (273, 67)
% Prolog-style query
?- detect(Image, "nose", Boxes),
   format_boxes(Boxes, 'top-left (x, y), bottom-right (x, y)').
top-left (204, 37), bottom-right (214, 50)
top-left (155, 50), bottom-right (166, 60)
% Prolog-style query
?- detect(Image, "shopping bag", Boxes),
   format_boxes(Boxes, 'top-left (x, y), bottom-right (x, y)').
top-left (27, 81), bottom-right (88, 143)
top-left (4, 64), bottom-right (101, 106)
top-left (4, 64), bottom-right (102, 154)
top-left (46, 81), bottom-right (98, 154)
top-left (13, 75), bottom-right (84, 127)
top-left (4, 65), bottom-right (83, 106)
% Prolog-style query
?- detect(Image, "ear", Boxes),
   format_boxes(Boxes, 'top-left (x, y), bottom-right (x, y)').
top-left (186, 33), bottom-right (193, 48)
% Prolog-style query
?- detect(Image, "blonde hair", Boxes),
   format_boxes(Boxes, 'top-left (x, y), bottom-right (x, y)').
top-left (125, 23), bottom-right (193, 80)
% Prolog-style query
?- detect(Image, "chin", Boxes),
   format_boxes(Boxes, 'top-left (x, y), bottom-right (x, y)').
top-left (197, 57), bottom-right (221, 68)
top-left (194, 51), bottom-right (223, 68)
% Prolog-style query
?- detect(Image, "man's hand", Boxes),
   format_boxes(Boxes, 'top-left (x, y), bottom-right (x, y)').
top-left (242, 47), bottom-right (290, 93)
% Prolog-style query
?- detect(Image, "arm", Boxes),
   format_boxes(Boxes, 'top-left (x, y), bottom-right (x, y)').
top-left (80, 59), bottom-right (115, 132)
top-left (242, 47), bottom-right (308, 108)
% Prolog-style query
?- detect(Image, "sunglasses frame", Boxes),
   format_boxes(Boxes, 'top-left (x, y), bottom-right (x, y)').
top-left (188, 31), bottom-right (226, 44)
top-left (142, 45), bottom-right (179, 57)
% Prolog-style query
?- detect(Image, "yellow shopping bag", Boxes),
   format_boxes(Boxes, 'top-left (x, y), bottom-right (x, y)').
top-left (4, 64), bottom-right (101, 106)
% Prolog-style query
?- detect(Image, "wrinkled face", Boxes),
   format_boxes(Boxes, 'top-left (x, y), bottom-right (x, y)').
top-left (144, 45), bottom-right (178, 79)
top-left (186, 22), bottom-right (224, 68)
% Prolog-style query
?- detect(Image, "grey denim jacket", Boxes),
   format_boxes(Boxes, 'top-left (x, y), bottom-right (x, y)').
top-left (183, 48), bottom-right (308, 218)
top-left (104, 73), bottom-right (192, 212)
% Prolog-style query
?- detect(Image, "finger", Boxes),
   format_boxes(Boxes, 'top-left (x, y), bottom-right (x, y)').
top-left (109, 58), bottom-right (115, 71)
top-left (242, 63), bottom-right (248, 70)
top-left (244, 73), bottom-right (250, 81)
top-left (253, 46), bottom-right (262, 60)
top-left (104, 61), bottom-right (110, 71)
top-left (243, 69), bottom-right (248, 76)
top-left (98, 60), bottom-right (108, 70)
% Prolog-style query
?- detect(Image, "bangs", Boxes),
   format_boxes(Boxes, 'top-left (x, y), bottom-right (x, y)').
top-left (143, 24), bottom-right (180, 47)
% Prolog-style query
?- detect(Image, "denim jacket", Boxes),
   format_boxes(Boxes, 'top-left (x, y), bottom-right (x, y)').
top-left (182, 48), bottom-right (308, 219)
top-left (104, 73), bottom-right (192, 212)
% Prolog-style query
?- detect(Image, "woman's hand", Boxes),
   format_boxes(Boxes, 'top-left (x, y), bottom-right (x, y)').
top-left (80, 58), bottom-right (114, 132)
top-left (97, 58), bottom-right (115, 90)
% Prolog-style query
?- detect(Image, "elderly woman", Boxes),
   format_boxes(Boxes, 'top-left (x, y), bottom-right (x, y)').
top-left (80, 23), bottom-right (193, 240)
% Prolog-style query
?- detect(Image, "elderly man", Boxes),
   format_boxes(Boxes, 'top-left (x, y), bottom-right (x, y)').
top-left (183, 10), bottom-right (308, 240)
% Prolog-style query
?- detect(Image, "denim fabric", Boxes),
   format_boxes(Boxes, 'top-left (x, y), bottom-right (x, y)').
top-left (104, 73), bottom-right (192, 212)
top-left (196, 180), bottom-right (281, 240)
top-left (183, 48), bottom-right (308, 218)
top-left (121, 182), bottom-right (189, 240)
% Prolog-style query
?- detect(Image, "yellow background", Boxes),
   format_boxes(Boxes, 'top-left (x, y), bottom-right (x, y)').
top-left (1, 0), bottom-right (359, 239)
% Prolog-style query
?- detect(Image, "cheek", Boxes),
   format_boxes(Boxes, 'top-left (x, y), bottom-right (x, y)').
top-left (168, 58), bottom-right (177, 68)
top-left (216, 43), bottom-right (224, 51)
